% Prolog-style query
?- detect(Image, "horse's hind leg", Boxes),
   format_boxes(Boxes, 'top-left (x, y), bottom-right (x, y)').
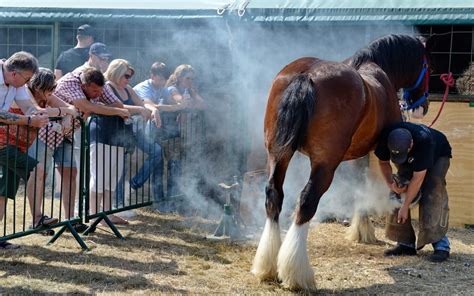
top-left (252, 152), bottom-right (293, 281)
top-left (278, 163), bottom-right (336, 290)
top-left (344, 157), bottom-right (377, 244)
top-left (346, 210), bottom-right (377, 243)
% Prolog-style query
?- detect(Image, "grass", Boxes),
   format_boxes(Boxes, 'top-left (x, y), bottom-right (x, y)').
top-left (0, 209), bottom-right (472, 295)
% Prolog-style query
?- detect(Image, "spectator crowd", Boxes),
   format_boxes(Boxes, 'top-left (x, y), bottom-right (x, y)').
top-left (0, 24), bottom-right (205, 249)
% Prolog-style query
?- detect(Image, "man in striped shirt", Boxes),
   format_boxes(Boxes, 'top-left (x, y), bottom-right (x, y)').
top-left (44, 67), bottom-right (128, 231)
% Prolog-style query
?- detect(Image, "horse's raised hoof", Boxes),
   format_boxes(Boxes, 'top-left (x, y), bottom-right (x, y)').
top-left (277, 222), bottom-right (316, 291)
top-left (251, 218), bottom-right (281, 282)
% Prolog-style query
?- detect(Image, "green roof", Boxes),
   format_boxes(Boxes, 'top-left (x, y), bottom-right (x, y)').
top-left (0, 0), bottom-right (473, 24)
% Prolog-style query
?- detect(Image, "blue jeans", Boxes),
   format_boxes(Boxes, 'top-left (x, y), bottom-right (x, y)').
top-left (116, 131), bottom-right (164, 206)
top-left (400, 235), bottom-right (450, 252)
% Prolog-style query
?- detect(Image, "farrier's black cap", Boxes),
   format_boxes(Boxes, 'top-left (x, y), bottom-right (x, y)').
top-left (387, 128), bottom-right (413, 164)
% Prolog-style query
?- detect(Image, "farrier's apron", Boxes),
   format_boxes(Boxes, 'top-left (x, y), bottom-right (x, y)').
top-left (385, 157), bottom-right (450, 249)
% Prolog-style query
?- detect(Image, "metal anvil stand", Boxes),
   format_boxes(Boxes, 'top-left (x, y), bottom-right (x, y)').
top-left (207, 176), bottom-right (242, 241)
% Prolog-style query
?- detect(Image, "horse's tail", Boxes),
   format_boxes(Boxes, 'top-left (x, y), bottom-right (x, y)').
top-left (275, 74), bottom-right (315, 153)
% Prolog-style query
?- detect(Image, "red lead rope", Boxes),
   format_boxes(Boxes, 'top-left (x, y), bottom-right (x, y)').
top-left (429, 73), bottom-right (455, 128)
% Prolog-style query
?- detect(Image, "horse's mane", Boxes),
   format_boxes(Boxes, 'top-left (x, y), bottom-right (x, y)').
top-left (349, 34), bottom-right (426, 81)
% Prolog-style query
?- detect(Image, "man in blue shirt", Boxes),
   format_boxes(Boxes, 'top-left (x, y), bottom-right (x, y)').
top-left (132, 62), bottom-right (187, 211)
top-left (134, 62), bottom-right (171, 107)
top-left (134, 62), bottom-right (190, 112)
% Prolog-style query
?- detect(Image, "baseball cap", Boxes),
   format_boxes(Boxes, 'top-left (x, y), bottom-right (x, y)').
top-left (77, 24), bottom-right (94, 37)
top-left (387, 128), bottom-right (413, 164)
top-left (89, 43), bottom-right (112, 59)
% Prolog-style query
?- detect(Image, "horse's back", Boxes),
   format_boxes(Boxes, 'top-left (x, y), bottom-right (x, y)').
top-left (343, 63), bottom-right (402, 159)
top-left (264, 57), bottom-right (363, 129)
top-left (265, 57), bottom-right (366, 160)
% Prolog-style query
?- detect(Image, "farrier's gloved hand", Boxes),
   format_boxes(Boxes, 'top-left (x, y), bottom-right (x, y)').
top-left (390, 181), bottom-right (407, 194)
top-left (391, 175), bottom-right (408, 194)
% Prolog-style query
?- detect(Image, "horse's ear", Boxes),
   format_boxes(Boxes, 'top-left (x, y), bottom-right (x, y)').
top-left (424, 35), bottom-right (438, 55)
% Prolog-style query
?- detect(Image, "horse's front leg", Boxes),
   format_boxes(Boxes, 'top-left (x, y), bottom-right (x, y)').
top-left (252, 153), bottom-right (292, 281)
top-left (277, 163), bottom-right (336, 290)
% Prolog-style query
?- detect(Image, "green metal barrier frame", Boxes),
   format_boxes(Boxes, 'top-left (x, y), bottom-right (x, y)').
top-left (0, 118), bottom-right (89, 250)
top-left (83, 115), bottom-right (152, 239)
top-left (0, 111), bottom-right (203, 249)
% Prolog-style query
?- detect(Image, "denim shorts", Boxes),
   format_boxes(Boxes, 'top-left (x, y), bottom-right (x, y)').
top-left (28, 139), bottom-right (77, 172)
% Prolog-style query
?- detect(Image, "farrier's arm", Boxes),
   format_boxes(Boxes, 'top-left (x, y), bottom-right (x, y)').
top-left (378, 160), bottom-right (405, 193)
top-left (378, 160), bottom-right (394, 188)
top-left (397, 170), bottom-right (426, 224)
top-left (403, 170), bottom-right (426, 208)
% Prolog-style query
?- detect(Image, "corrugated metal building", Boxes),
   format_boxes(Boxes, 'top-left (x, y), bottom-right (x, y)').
top-left (0, 1), bottom-right (473, 94)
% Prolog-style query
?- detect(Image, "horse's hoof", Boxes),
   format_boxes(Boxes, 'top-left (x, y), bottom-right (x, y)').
top-left (251, 268), bottom-right (278, 282)
top-left (252, 219), bottom-right (281, 283)
top-left (277, 222), bottom-right (316, 291)
top-left (278, 268), bottom-right (316, 291)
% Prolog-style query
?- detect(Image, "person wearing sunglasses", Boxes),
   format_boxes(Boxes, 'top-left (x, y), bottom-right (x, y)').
top-left (75, 42), bottom-right (112, 75)
top-left (0, 51), bottom-right (50, 249)
top-left (87, 59), bottom-right (155, 225)
top-left (105, 60), bottom-right (163, 215)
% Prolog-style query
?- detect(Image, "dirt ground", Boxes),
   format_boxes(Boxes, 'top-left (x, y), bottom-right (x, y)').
top-left (0, 209), bottom-right (472, 295)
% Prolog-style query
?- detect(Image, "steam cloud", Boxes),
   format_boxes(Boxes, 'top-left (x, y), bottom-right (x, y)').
top-left (130, 19), bottom-right (417, 228)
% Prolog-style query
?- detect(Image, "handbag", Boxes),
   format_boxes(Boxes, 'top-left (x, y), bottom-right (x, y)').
top-left (89, 115), bottom-right (136, 152)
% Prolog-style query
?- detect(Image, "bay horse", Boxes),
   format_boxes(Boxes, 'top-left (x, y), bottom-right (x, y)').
top-left (252, 34), bottom-right (432, 290)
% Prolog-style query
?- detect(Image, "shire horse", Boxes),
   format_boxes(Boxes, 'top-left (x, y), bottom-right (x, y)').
top-left (252, 34), bottom-right (432, 290)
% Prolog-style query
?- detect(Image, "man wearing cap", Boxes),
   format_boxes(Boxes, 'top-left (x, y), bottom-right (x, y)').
top-left (51, 42), bottom-right (112, 213)
top-left (54, 24), bottom-right (95, 80)
top-left (374, 122), bottom-right (452, 262)
top-left (50, 57), bottom-right (129, 232)
top-left (76, 42), bottom-right (111, 74)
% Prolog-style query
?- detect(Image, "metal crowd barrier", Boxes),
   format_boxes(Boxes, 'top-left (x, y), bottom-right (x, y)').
top-left (83, 111), bottom-right (205, 237)
top-left (83, 114), bottom-right (153, 238)
top-left (0, 116), bottom-right (88, 249)
top-left (157, 111), bottom-right (206, 213)
top-left (0, 110), bottom-right (206, 249)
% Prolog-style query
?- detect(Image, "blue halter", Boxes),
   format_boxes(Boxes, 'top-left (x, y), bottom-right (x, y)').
top-left (402, 57), bottom-right (429, 111)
